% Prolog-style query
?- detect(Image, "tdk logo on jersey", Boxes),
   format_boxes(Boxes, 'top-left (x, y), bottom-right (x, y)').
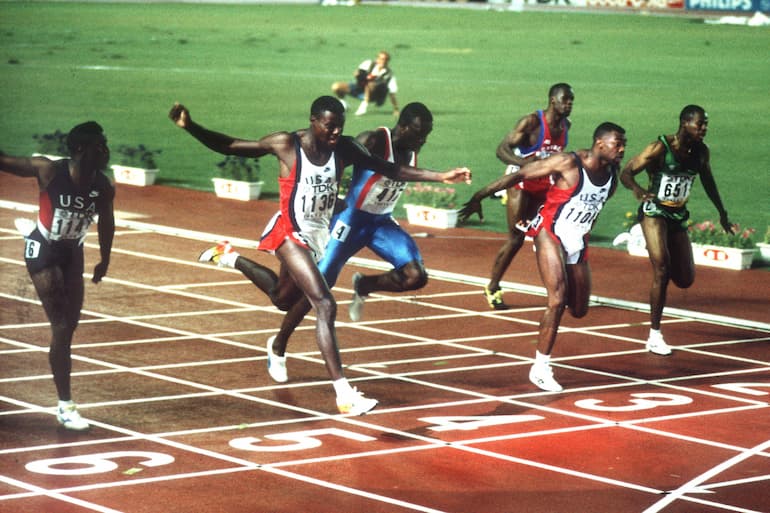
top-left (305, 174), bottom-right (336, 194)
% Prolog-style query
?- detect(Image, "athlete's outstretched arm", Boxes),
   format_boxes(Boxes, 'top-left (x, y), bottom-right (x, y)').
top-left (168, 102), bottom-right (290, 160)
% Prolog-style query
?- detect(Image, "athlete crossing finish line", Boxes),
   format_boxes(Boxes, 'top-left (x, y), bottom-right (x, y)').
top-left (459, 122), bottom-right (626, 392)
top-left (169, 96), bottom-right (471, 415)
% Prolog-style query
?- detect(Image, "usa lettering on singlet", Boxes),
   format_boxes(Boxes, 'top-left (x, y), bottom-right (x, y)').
top-left (37, 161), bottom-right (102, 244)
top-left (549, 159), bottom-right (615, 257)
top-left (351, 127), bottom-right (414, 215)
top-left (280, 134), bottom-right (340, 258)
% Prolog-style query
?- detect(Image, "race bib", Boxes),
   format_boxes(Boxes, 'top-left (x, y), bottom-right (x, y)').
top-left (330, 219), bottom-right (351, 242)
top-left (357, 178), bottom-right (406, 215)
top-left (49, 208), bottom-right (93, 241)
top-left (656, 174), bottom-right (694, 207)
top-left (24, 238), bottom-right (41, 259)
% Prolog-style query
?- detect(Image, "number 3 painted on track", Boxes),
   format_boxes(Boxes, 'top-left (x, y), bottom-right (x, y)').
top-left (575, 393), bottom-right (692, 412)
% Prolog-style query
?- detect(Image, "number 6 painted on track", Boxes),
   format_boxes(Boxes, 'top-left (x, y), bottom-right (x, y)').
top-left (25, 451), bottom-right (174, 476)
top-left (575, 393), bottom-right (692, 412)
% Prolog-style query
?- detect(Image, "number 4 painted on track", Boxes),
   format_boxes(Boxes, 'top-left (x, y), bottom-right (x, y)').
top-left (230, 428), bottom-right (377, 452)
top-left (712, 383), bottom-right (770, 396)
top-left (420, 415), bottom-right (544, 432)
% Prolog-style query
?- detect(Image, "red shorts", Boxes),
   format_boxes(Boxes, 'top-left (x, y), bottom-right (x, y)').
top-left (514, 175), bottom-right (552, 197)
top-left (258, 211), bottom-right (327, 262)
top-left (259, 211), bottom-right (305, 254)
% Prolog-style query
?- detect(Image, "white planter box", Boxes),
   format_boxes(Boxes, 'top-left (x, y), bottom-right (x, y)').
top-left (756, 242), bottom-right (770, 265)
top-left (212, 178), bottom-right (264, 201)
top-left (627, 241), bottom-right (755, 270)
top-left (111, 165), bottom-right (158, 186)
top-left (404, 204), bottom-right (458, 229)
top-left (691, 244), bottom-right (755, 270)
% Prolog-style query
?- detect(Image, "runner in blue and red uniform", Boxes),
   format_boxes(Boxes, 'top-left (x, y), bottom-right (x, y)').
top-left (169, 97), bottom-right (470, 415)
top-left (266, 102), bottom-right (439, 378)
top-left (459, 122), bottom-right (626, 392)
top-left (459, 83), bottom-right (573, 310)
top-left (1, 122), bottom-right (115, 430)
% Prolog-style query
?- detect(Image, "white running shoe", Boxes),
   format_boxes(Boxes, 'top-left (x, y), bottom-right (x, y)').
top-left (349, 272), bottom-right (365, 322)
top-left (14, 218), bottom-right (36, 237)
top-left (529, 363), bottom-right (563, 392)
top-left (646, 331), bottom-right (672, 356)
top-left (355, 101), bottom-right (368, 116)
top-left (266, 336), bottom-right (288, 383)
top-left (198, 241), bottom-right (235, 267)
top-left (57, 403), bottom-right (90, 431)
top-left (336, 387), bottom-right (378, 415)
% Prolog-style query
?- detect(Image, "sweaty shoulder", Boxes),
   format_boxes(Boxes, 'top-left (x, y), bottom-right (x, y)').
top-left (519, 111), bottom-right (541, 131)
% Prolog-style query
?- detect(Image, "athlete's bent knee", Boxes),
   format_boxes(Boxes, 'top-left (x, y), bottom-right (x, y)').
top-left (398, 262), bottom-right (428, 291)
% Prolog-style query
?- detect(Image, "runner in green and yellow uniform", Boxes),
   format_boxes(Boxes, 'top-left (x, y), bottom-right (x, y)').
top-left (621, 105), bottom-right (733, 356)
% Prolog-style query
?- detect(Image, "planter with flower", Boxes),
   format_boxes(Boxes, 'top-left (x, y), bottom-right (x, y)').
top-left (32, 129), bottom-right (68, 160)
top-left (615, 217), bottom-right (756, 270)
top-left (402, 184), bottom-right (459, 229)
top-left (212, 155), bottom-right (263, 201)
top-left (687, 220), bottom-right (756, 270)
top-left (111, 144), bottom-right (161, 186)
top-left (756, 227), bottom-right (770, 265)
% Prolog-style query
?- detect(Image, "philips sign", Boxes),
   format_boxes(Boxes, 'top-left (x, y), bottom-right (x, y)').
top-left (687, 0), bottom-right (757, 10)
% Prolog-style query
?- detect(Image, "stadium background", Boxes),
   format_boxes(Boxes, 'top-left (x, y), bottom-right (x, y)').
top-left (0, 0), bottom-right (768, 250)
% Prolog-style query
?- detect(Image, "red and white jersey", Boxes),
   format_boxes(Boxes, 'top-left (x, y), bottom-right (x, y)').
top-left (259, 134), bottom-right (340, 261)
top-left (530, 153), bottom-right (615, 264)
top-left (351, 127), bottom-right (414, 215)
top-left (511, 110), bottom-right (570, 195)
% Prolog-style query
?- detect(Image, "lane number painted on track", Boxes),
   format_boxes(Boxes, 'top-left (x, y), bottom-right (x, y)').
top-left (575, 393), bottom-right (692, 412)
top-left (25, 451), bottom-right (174, 476)
top-left (230, 428), bottom-right (377, 452)
top-left (420, 415), bottom-right (544, 432)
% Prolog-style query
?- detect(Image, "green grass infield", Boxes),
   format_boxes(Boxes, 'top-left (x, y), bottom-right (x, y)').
top-left (1, 2), bottom-right (768, 246)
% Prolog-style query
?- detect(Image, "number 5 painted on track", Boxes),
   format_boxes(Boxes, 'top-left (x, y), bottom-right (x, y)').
top-left (230, 428), bottom-right (376, 452)
top-left (575, 393), bottom-right (692, 412)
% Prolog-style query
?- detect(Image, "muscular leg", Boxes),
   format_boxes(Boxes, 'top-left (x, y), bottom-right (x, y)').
top-left (235, 255), bottom-right (278, 296)
top-left (566, 261), bottom-right (591, 319)
top-left (668, 229), bottom-right (695, 289)
top-left (488, 188), bottom-right (528, 293)
top-left (234, 255), bottom-right (303, 311)
top-left (356, 260), bottom-right (427, 296)
top-left (533, 231), bottom-right (568, 356)
top-left (641, 216), bottom-right (673, 331)
top-left (273, 296), bottom-right (312, 357)
top-left (30, 265), bottom-right (83, 402)
top-left (274, 242), bottom-right (343, 381)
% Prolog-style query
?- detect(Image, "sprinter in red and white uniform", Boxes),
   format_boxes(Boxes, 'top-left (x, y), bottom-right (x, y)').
top-left (457, 122), bottom-right (626, 393)
top-left (460, 83), bottom-right (573, 310)
top-left (0, 121), bottom-right (115, 431)
top-left (169, 97), bottom-right (470, 415)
